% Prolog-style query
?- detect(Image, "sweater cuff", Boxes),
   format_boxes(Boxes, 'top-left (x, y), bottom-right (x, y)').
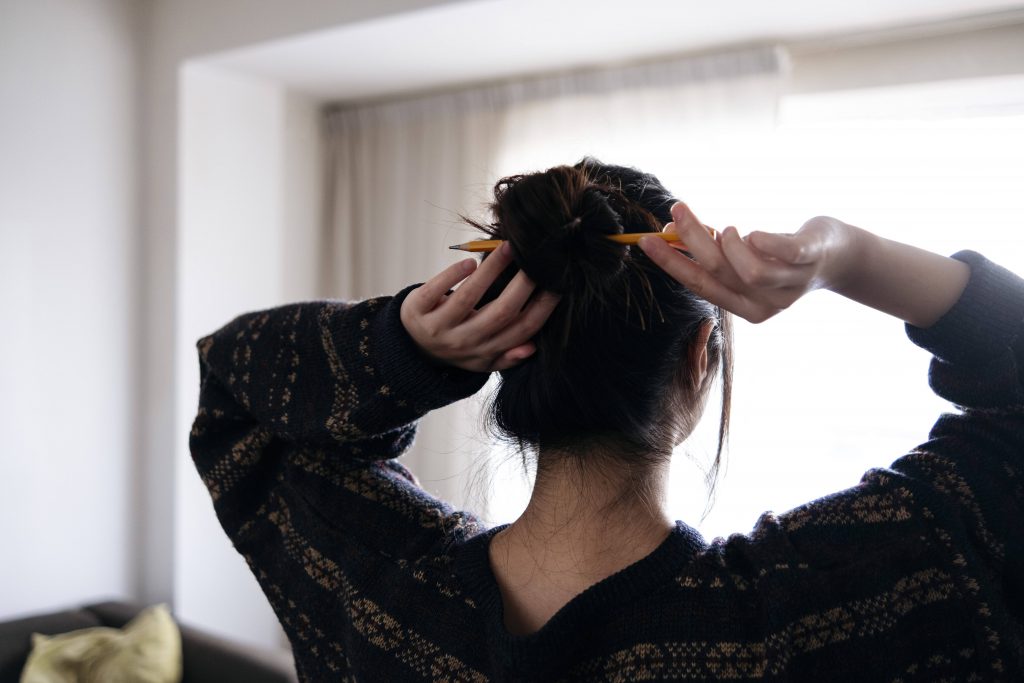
top-left (905, 250), bottom-right (1024, 365)
top-left (371, 283), bottom-right (491, 410)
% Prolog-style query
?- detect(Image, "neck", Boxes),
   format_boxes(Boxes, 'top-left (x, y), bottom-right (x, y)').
top-left (495, 453), bottom-right (675, 580)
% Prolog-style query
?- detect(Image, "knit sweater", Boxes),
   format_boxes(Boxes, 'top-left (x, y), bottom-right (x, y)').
top-left (189, 250), bottom-right (1024, 682)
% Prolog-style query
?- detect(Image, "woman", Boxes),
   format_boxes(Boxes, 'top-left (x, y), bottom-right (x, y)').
top-left (190, 159), bottom-right (1023, 681)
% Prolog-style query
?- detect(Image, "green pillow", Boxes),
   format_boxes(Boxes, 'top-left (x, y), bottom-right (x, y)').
top-left (20, 604), bottom-right (182, 683)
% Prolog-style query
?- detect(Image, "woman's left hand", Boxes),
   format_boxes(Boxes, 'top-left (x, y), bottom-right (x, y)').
top-left (400, 242), bottom-right (562, 373)
top-left (640, 203), bottom-right (852, 324)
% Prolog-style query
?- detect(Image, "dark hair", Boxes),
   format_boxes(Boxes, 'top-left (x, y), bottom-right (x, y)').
top-left (468, 158), bottom-right (733, 509)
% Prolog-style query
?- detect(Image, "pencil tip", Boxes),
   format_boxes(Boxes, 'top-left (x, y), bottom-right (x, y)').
top-left (448, 245), bottom-right (460, 250)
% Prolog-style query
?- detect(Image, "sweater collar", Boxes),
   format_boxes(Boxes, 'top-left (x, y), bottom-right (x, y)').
top-left (454, 519), bottom-right (706, 677)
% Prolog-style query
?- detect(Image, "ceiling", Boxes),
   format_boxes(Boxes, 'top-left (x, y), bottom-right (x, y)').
top-left (208, 0), bottom-right (1024, 102)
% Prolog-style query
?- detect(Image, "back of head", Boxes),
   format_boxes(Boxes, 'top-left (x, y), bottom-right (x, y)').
top-left (470, 159), bottom-right (732, 481)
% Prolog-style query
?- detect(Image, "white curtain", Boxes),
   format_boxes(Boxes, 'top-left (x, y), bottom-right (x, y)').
top-left (322, 46), bottom-right (786, 524)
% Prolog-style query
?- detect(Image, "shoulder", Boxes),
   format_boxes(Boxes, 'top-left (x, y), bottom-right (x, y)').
top-left (284, 453), bottom-right (487, 559)
top-left (703, 469), bottom-right (937, 580)
top-left (656, 469), bottom-right (958, 629)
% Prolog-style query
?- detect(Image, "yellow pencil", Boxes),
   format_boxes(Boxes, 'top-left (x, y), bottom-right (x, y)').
top-left (449, 227), bottom-right (716, 252)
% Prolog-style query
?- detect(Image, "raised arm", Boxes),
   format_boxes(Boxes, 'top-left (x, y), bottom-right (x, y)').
top-left (189, 290), bottom-right (491, 538)
top-left (190, 241), bottom-right (560, 543)
top-left (188, 271), bottom-right (560, 670)
top-left (640, 202), bottom-right (1024, 648)
top-left (753, 217), bottom-right (970, 328)
top-left (638, 205), bottom-right (970, 327)
top-left (194, 294), bottom-right (490, 447)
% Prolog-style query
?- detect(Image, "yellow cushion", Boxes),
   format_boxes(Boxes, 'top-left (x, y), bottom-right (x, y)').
top-left (20, 604), bottom-right (182, 683)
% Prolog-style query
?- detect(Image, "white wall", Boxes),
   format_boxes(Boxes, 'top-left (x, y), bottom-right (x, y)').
top-left (175, 64), bottom-right (323, 647)
top-left (0, 0), bottom-right (142, 618)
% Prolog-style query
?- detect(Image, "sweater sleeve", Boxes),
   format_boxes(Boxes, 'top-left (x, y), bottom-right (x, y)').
top-left (188, 284), bottom-right (491, 553)
top-left (752, 252), bottom-right (1024, 675)
top-left (892, 250), bottom-right (1024, 611)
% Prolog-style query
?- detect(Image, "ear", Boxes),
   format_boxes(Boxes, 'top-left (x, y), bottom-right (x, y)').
top-left (688, 319), bottom-right (716, 392)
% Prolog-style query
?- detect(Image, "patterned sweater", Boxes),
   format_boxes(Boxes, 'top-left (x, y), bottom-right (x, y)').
top-left (190, 250), bottom-right (1024, 682)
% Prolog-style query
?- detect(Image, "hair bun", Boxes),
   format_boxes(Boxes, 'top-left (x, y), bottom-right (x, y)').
top-left (492, 166), bottom-right (628, 294)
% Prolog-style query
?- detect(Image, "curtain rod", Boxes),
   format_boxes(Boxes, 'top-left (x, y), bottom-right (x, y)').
top-left (324, 44), bottom-right (787, 116)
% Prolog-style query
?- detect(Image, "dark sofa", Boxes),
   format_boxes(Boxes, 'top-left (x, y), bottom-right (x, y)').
top-left (0, 601), bottom-right (298, 683)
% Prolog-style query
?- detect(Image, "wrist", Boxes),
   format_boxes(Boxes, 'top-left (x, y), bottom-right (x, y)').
top-left (378, 285), bottom-right (490, 398)
top-left (400, 311), bottom-right (451, 370)
top-left (823, 220), bottom-right (872, 295)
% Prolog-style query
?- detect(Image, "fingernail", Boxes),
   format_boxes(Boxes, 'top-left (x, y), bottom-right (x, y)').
top-left (638, 235), bottom-right (655, 249)
top-left (462, 259), bottom-right (475, 272)
top-left (501, 242), bottom-right (511, 256)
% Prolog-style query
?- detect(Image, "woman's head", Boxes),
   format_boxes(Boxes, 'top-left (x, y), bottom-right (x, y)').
top-left (469, 159), bottom-right (733, 497)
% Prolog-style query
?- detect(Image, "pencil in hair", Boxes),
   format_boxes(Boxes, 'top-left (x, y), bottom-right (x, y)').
top-left (448, 228), bottom-right (715, 253)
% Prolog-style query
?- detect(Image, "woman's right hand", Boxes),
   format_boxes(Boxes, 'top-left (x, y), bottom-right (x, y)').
top-left (400, 242), bottom-right (562, 373)
top-left (638, 203), bottom-right (860, 323)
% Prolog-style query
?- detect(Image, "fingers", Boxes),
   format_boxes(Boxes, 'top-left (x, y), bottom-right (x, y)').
top-left (661, 221), bottom-right (693, 252)
top-left (406, 241), bottom-right (568, 372)
top-left (747, 231), bottom-right (816, 265)
top-left (486, 289), bottom-right (561, 370)
top-left (406, 258), bottom-right (477, 315)
top-left (719, 227), bottom-right (813, 289)
top-left (435, 241), bottom-right (516, 326)
top-left (463, 268), bottom-right (538, 338)
top-left (482, 290), bottom-right (561, 355)
top-left (671, 203), bottom-right (716, 253)
top-left (638, 235), bottom-right (747, 310)
top-left (670, 203), bottom-right (745, 289)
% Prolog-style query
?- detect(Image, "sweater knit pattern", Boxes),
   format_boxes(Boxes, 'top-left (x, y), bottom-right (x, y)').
top-left (190, 251), bottom-right (1024, 681)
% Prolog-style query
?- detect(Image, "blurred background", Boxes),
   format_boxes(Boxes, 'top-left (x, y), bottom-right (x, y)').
top-left (2, 0), bottom-right (1023, 658)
